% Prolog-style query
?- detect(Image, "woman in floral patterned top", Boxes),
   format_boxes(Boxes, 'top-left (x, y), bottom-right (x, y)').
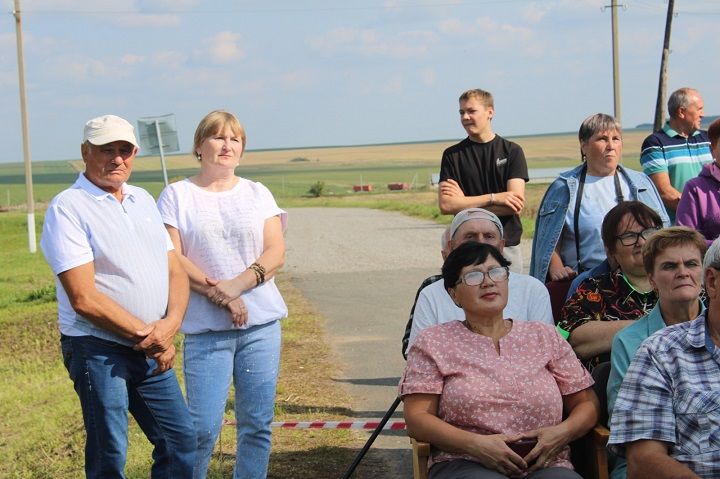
top-left (401, 242), bottom-right (598, 478)
top-left (558, 201), bottom-right (663, 369)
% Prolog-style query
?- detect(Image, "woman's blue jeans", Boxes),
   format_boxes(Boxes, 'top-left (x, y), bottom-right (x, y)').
top-left (183, 320), bottom-right (281, 479)
top-left (60, 334), bottom-right (197, 479)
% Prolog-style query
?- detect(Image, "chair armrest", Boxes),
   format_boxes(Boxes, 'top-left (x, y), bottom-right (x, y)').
top-left (410, 438), bottom-right (431, 479)
top-left (592, 424), bottom-right (610, 444)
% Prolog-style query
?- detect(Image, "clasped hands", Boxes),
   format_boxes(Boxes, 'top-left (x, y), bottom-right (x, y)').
top-left (469, 425), bottom-right (567, 477)
top-left (205, 277), bottom-right (248, 328)
top-left (133, 318), bottom-right (177, 375)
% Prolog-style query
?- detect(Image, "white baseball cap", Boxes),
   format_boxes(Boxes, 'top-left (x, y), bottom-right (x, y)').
top-left (83, 115), bottom-right (138, 147)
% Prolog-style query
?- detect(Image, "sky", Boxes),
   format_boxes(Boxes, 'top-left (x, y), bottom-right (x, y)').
top-left (0, 0), bottom-right (719, 163)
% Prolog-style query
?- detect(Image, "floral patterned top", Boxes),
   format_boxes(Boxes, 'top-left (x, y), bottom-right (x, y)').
top-left (558, 269), bottom-right (657, 369)
top-left (399, 320), bottom-right (593, 471)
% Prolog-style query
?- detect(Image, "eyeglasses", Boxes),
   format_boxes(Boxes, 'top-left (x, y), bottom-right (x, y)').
top-left (456, 266), bottom-right (509, 286)
top-left (616, 227), bottom-right (660, 246)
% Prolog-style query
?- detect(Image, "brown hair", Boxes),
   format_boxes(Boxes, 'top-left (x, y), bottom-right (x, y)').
top-left (642, 226), bottom-right (707, 275)
top-left (459, 89), bottom-right (494, 108)
top-left (601, 201), bottom-right (663, 254)
top-left (707, 118), bottom-right (720, 151)
top-left (193, 110), bottom-right (246, 160)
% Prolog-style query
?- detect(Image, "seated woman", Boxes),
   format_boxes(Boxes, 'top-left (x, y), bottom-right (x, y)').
top-left (558, 201), bottom-right (663, 369)
top-left (401, 242), bottom-right (599, 479)
top-left (606, 226), bottom-right (706, 479)
top-left (676, 118), bottom-right (720, 246)
top-left (530, 113), bottom-right (669, 283)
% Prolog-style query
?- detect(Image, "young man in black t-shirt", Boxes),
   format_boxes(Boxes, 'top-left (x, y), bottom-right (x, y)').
top-left (438, 88), bottom-right (529, 272)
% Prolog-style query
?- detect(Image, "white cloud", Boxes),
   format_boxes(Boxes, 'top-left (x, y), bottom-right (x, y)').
top-left (439, 16), bottom-right (543, 56)
top-left (309, 27), bottom-right (436, 58)
top-left (280, 69), bottom-right (320, 90)
top-left (521, 3), bottom-right (550, 23)
top-left (144, 0), bottom-right (199, 9)
top-left (20, 0), bottom-right (133, 11)
top-left (44, 56), bottom-right (130, 82)
top-left (382, 75), bottom-right (403, 93)
top-left (17, 1), bottom-right (183, 28)
top-left (121, 54), bottom-right (145, 66)
top-left (420, 68), bottom-right (436, 86)
top-left (151, 50), bottom-right (187, 69)
top-left (203, 32), bottom-right (245, 64)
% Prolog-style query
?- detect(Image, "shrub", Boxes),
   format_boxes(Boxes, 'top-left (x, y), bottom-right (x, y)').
top-left (307, 181), bottom-right (325, 197)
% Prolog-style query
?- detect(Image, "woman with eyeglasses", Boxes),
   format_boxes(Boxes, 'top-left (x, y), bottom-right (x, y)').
top-left (401, 242), bottom-right (599, 478)
top-left (558, 201), bottom-right (663, 370)
top-left (605, 226), bottom-right (706, 479)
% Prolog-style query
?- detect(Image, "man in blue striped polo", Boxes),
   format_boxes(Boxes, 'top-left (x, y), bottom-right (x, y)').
top-left (640, 87), bottom-right (712, 219)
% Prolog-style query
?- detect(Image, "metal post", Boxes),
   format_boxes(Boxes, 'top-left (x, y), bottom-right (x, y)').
top-left (154, 120), bottom-right (169, 186)
top-left (341, 396), bottom-right (402, 479)
top-left (13, 0), bottom-right (36, 253)
top-left (610, 0), bottom-right (621, 121)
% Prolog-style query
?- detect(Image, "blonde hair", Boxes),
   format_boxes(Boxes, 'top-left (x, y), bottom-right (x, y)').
top-left (193, 110), bottom-right (246, 159)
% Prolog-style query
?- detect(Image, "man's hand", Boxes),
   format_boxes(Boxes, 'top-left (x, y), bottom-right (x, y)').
top-left (133, 318), bottom-right (175, 356)
top-left (492, 191), bottom-right (524, 213)
top-left (227, 297), bottom-right (249, 327)
top-left (439, 179), bottom-right (523, 214)
top-left (439, 179), bottom-right (465, 199)
top-left (206, 277), bottom-right (243, 307)
top-left (152, 344), bottom-right (176, 375)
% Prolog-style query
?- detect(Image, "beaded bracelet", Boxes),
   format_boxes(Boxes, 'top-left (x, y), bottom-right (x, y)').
top-left (249, 262), bottom-right (266, 285)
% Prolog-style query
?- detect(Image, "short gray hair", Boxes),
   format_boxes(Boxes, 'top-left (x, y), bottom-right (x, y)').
top-left (578, 113), bottom-right (622, 145)
top-left (668, 87), bottom-right (698, 119)
top-left (704, 237), bottom-right (720, 271)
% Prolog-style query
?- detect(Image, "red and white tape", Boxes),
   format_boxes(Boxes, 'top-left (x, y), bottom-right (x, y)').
top-left (224, 419), bottom-right (406, 430)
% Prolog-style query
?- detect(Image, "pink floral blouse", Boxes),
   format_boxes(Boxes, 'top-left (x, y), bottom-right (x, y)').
top-left (399, 320), bottom-right (593, 470)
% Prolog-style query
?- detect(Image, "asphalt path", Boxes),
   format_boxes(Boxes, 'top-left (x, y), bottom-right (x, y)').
top-left (284, 207), bottom-right (444, 478)
top-left (283, 206), bottom-right (532, 478)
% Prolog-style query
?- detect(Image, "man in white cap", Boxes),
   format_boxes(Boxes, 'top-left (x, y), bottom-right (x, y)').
top-left (406, 208), bottom-right (553, 350)
top-left (40, 115), bottom-right (196, 478)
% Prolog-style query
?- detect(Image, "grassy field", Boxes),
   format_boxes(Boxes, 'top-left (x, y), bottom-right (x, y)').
top-left (0, 129), bottom-right (649, 206)
top-left (0, 211), bottom-right (386, 479)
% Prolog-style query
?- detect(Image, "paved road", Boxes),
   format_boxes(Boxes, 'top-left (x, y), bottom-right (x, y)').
top-left (283, 207), bottom-right (532, 478)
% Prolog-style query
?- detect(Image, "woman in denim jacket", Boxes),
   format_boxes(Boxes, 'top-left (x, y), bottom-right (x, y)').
top-left (530, 114), bottom-right (669, 283)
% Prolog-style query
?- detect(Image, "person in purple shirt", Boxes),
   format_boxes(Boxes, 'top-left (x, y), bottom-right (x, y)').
top-left (676, 118), bottom-right (720, 245)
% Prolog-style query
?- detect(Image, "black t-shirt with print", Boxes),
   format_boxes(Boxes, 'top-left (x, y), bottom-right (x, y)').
top-left (439, 135), bottom-right (529, 246)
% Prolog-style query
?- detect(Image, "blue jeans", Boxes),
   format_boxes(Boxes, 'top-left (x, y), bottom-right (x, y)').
top-left (183, 320), bottom-right (281, 479)
top-left (60, 334), bottom-right (196, 479)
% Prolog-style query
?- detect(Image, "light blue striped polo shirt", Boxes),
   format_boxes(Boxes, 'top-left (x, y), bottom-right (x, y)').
top-left (41, 173), bottom-right (172, 346)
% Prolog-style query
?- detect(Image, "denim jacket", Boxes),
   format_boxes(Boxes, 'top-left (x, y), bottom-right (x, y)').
top-left (529, 164), bottom-right (670, 282)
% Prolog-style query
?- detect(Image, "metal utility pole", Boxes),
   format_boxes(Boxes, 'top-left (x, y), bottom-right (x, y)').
top-left (653, 0), bottom-right (675, 131)
top-left (610, 0), bottom-right (622, 121)
top-left (13, 0), bottom-right (36, 253)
